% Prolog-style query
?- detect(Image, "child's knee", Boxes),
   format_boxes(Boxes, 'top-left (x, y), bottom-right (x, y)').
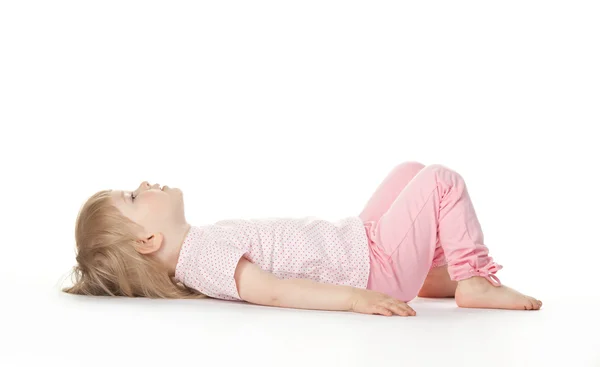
top-left (396, 161), bottom-right (426, 172)
top-left (424, 164), bottom-right (465, 182)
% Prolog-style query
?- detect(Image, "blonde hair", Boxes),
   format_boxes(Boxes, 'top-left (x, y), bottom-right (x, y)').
top-left (62, 189), bottom-right (207, 299)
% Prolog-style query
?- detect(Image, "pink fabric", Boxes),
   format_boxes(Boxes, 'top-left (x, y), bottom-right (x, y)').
top-left (360, 162), bottom-right (502, 302)
top-left (174, 216), bottom-right (370, 301)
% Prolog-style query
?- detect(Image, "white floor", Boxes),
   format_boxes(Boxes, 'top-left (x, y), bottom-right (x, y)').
top-left (4, 281), bottom-right (599, 367)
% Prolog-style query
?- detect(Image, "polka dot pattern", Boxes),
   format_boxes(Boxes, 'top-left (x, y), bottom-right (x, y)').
top-left (174, 216), bottom-right (371, 301)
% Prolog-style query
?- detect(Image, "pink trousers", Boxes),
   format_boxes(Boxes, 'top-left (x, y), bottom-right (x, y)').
top-left (359, 162), bottom-right (502, 302)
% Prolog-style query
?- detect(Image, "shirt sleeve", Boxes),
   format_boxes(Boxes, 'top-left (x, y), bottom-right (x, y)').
top-left (184, 238), bottom-right (248, 301)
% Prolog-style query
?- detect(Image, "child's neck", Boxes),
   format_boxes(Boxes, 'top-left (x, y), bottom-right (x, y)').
top-left (161, 223), bottom-right (192, 277)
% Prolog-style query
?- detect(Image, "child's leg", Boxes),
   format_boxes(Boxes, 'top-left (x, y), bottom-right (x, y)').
top-left (360, 162), bottom-right (452, 298)
top-left (417, 265), bottom-right (457, 298)
top-left (359, 161), bottom-right (427, 223)
top-left (369, 164), bottom-right (541, 310)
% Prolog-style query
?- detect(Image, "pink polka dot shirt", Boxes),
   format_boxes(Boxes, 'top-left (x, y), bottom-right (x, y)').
top-left (174, 216), bottom-right (371, 301)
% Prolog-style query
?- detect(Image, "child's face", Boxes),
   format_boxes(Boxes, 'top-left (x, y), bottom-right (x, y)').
top-left (110, 181), bottom-right (188, 237)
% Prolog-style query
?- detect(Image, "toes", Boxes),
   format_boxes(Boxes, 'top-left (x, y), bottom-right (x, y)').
top-left (526, 297), bottom-right (542, 310)
top-left (526, 298), bottom-right (535, 310)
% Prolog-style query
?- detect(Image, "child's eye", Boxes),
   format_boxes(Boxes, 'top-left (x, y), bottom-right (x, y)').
top-left (131, 193), bottom-right (136, 202)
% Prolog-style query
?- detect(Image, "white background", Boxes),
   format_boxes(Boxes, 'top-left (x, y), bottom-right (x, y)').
top-left (1, 1), bottom-right (599, 366)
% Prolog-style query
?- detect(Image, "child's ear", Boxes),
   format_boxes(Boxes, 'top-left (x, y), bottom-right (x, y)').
top-left (135, 233), bottom-right (164, 255)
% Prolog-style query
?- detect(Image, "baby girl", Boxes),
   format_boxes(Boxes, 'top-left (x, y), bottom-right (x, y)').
top-left (63, 161), bottom-right (542, 316)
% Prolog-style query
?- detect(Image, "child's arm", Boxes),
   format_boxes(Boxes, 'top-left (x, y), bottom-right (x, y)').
top-left (234, 257), bottom-right (355, 311)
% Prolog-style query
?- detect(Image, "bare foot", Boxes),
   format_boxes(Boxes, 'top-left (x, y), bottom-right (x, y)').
top-left (418, 265), bottom-right (457, 298)
top-left (455, 276), bottom-right (542, 310)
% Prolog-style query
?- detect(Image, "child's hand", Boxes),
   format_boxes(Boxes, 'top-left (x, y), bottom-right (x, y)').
top-left (349, 288), bottom-right (416, 316)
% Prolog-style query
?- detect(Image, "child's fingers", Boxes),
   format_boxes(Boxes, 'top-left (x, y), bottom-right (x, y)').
top-left (374, 305), bottom-right (393, 316)
top-left (380, 300), bottom-right (408, 316)
top-left (404, 304), bottom-right (416, 315)
top-left (392, 303), bottom-right (412, 316)
top-left (389, 300), bottom-right (416, 316)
